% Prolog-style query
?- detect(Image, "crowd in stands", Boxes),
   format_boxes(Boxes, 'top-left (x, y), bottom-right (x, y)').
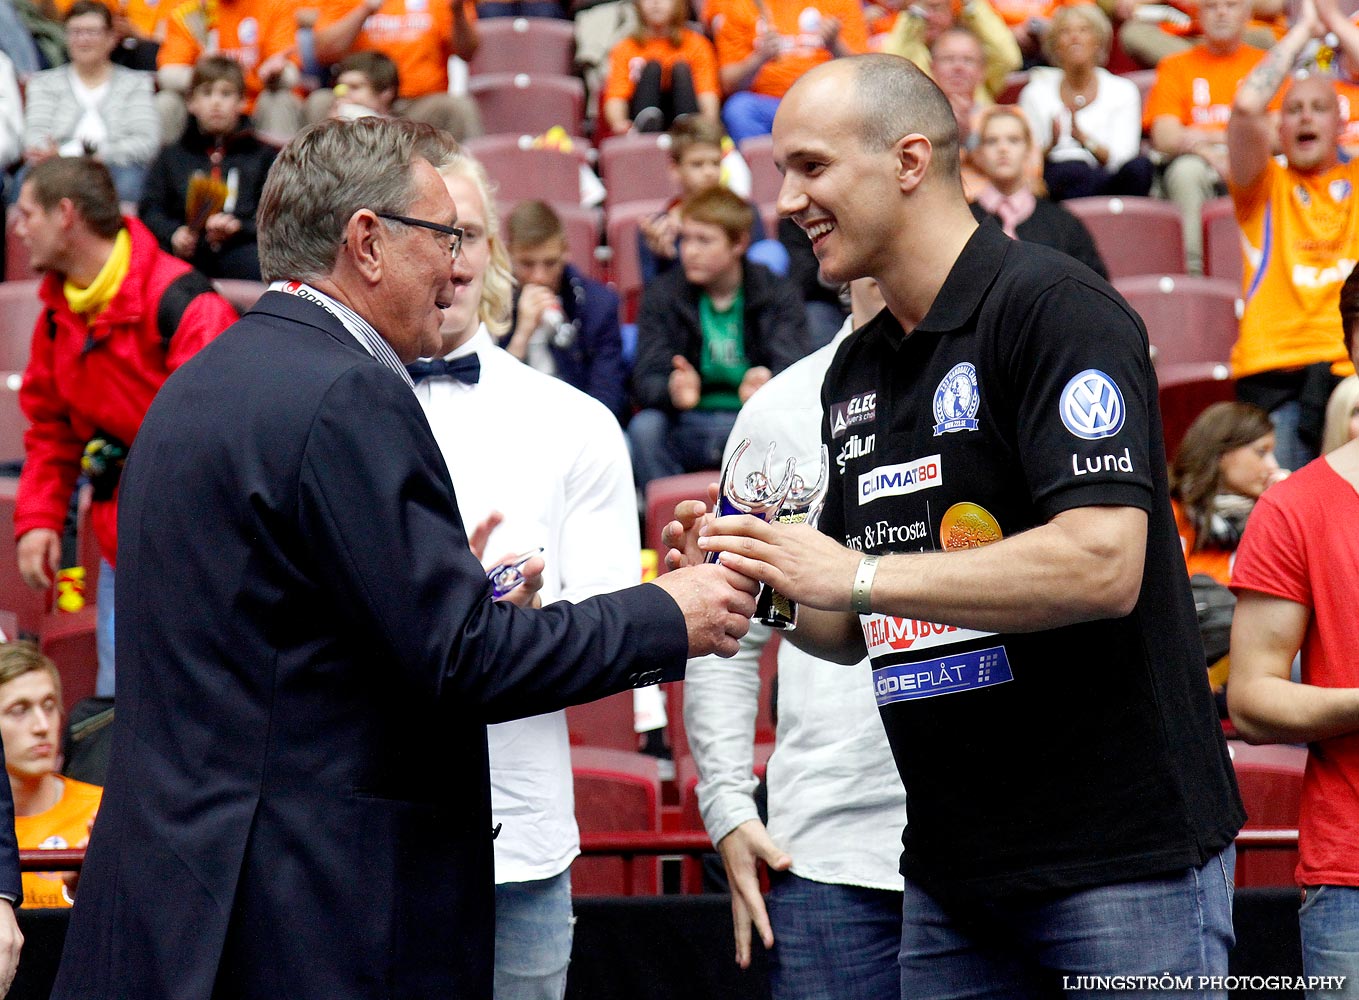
top-left (3, 0), bottom-right (1359, 991)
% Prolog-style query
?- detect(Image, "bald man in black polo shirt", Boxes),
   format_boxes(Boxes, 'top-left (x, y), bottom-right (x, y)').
top-left (671, 54), bottom-right (1244, 999)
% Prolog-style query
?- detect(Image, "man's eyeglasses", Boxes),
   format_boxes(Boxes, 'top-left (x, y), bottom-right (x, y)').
top-left (375, 213), bottom-right (464, 259)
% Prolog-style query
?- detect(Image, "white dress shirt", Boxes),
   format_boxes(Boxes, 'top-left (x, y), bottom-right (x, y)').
top-left (684, 319), bottom-right (909, 891)
top-left (1019, 66), bottom-right (1144, 173)
top-left (414, 325), bottom-right (640, 883)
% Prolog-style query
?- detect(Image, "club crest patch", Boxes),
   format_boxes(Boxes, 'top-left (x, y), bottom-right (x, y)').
top-left (932, 362), bottom-right (980, 436)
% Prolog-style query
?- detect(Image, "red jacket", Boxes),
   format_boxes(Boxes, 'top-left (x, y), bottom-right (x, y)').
top-left (16, 217), bottom-right (238, 567)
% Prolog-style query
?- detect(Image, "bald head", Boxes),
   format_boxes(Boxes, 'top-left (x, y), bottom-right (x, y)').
top-left (783, 55), bottom-right (962, 184)
top-left (1279, 73), bottom-right (1341, 173)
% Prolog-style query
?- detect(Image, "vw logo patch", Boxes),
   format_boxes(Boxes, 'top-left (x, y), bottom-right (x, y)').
top-left (1059, 369), bottom-right (1125, 440)
top-left (932, 362), bottom-right (981, 435)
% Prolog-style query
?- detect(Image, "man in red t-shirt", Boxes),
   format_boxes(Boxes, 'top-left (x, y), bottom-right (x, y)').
top-left (1229, 264), bottom-right (1359, 990)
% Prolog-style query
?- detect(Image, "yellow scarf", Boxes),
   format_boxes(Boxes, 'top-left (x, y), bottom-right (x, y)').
top-left (64, 228), bottom-right (131, 318)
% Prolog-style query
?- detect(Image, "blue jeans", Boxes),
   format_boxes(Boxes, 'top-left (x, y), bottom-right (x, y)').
top-left (494, 869), bottom-right (574, 1000)
top-left (1268, 398), bottom-right (1317, 472)
top-left (627, 407), bottom-right (738, 494)
top-left (722, 92), bottom-right (781, 144)
top-left (96, 558), bottom-right (115, 697)
top-left (1300, 884), bottom-right (1359, 998)
top-left (898, 845), bottom-right (1236, 999)
top-left (765, 871), bottom-right (903, 1000)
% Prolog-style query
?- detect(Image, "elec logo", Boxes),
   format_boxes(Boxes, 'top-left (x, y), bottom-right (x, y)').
top-left (830, 391), bottom-right (877, 439)
top-left (858, 455), bottom-right (942, 505)
top-left (1059, 369), bottom-right (1125, 440)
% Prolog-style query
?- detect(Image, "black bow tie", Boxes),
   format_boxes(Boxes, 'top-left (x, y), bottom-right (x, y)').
top-left (407, 354), bottom-right (481, 385)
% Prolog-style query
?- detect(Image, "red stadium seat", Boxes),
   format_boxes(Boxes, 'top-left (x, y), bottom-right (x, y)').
top-left (738, 134), bottom-right (781, 208)
top-left (605, 198), bottom-right (667, 321)
top-left (0, 371), bottom-right (25, 468)
top-left (1122, 69), bottom-right (1156, 107)
top-left (572, 746), bottom-right (662, 894)
top-left (0, 476), bottom-right (52, 637)
top-left (468, 16), bottom-right (576, 77)
top-left (1064, 196), bottom-right (1187, 279)
top-left (1157, 361), bottom-right (1236, 457)
top-left (468, 73), bottom-right (586, 139)
top-left (1201, 196), bottom-right (1243, 286)
top-left (499, 199), bottom-right (603, 280)
top-left (1114, 274), bottom-right (1239, 366)
top-left (642, 470), bottom-right (717, 559)
top-left (465, 134), bottom-right (589, 209)
top-left (211, 279), bottom-right (265, 316)
top-left (995, 70), bottom-right (1028, 105)
top-left (666, 630), bottom-right (780, 763)
top-left (1229, 741), bottom-right (1306, 888)
top-left (5, 206), bottom-right (38, 282)
top-left (566, 691), bottom-right (638, 752)
top-left (40, 606), bottom-right (99, 714)
top-left (598, 133), bottom-right (676, 208)
top-left (0, 279), bottom-right (44, 371)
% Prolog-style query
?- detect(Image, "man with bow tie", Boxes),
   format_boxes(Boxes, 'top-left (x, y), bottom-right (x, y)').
top-left (408, 151), bottom-right (641, 1000)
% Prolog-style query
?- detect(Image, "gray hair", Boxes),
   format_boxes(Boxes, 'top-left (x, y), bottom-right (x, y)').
top-left (257, 117), bottom-right (459, 283)
top-left (851, 54), bottom-right (962, 185)
top-left (1043, 3), bottom-right (1112, 68)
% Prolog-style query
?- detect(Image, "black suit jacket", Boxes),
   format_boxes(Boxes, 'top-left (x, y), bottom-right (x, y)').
top-left (51, 292), bottom-right (687, 1000)
top-left (0, 738), bottom-right (20, 905)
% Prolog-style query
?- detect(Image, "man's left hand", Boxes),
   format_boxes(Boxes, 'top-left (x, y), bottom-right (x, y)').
top-left (0, 902), bottom-right (22, 997)
top-left (697, 516), bottom-right (859, 611)
top-left (488, 551), bottom-right (544, 608)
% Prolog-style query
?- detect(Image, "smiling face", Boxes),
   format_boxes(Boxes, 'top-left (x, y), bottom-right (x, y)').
top-left (1280, 76), bottom-right (1341, 174)
top-left (0, 670), bottom-right (62, 785)
top-left (774, 72), bottom-right (906, 286)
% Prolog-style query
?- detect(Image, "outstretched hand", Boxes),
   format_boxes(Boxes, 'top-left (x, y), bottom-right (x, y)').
top-left (660, 482), bottom-right (720, 570)
top-left (697, 515), bottom-right (859, 612)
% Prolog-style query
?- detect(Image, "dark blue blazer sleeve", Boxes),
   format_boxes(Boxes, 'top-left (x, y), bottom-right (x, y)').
top-left (297, 362), bottom-right (687, 723)
top-left (0, 735), bottom-right (22, 903)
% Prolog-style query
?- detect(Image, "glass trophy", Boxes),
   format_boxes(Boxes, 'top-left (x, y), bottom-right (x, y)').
top-left (705, 439), bottom-right (796, 565)
top-left (487, 548), bottom-right (543, 599)
top-left (754, 445), bottom-right (829, 630)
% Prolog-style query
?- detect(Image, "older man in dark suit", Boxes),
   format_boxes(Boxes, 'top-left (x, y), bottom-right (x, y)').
top-left (49, 117), bottom-right (757, 1000)
top-left (0, 738), bottom-right (21, 997)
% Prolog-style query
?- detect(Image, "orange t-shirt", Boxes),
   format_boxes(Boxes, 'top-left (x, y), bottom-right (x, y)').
top-left (604, 30), bottom-right (720, 105)
top-left (989, 0), bottom-right (1068, 28)
top-left (14, 777), bottom-right (103, 909)
top-left (714, 0), bottom-right (868, 99)
top-left (1142, 43), bottom-right (1265, 133)
top-left (1172, 498), bottom-right (1233, 585)
top-left (1230, 158), bottom-right (1359, 379)
top-left (158, 0), bottom-right (299, 105)
top-left (315, 0), bottom-right (477, 100)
